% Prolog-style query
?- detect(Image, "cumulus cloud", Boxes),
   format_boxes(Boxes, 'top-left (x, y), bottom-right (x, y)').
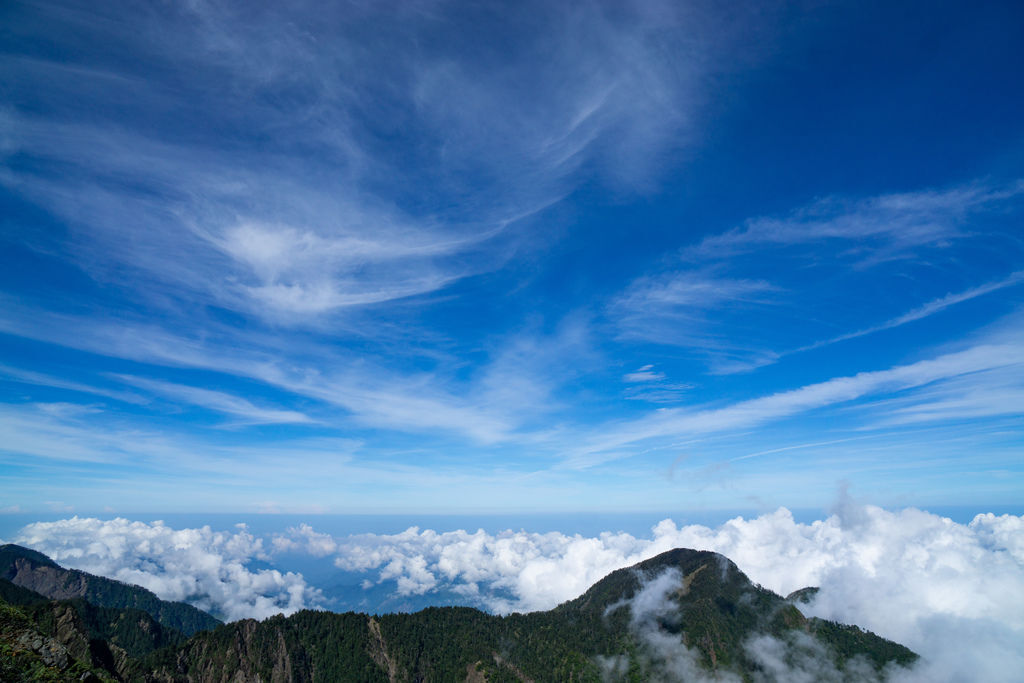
top-left (281, 504), bottom-right (1023, 681)
top-left (15, 517), bottom-right (319, 621)
top-left (271, 523), bottom-right (338, 557)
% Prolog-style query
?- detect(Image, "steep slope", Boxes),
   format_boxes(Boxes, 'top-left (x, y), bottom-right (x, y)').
top-left (0, 544), bottom-right (221, 636)
top-left (1, 587), bottom-right (116, 682)
top-left (1, 578), bottom-right (194, 681)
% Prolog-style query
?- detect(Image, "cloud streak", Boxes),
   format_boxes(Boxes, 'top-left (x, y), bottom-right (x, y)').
top-left (112, 375), bottom-right (315, 426)
top-left (775, 270), bottom-right (1024, 364)
top-left (687, 182), bottom-right (1024, 262)
top-left (610, 182), bottom-right (1024, 371)
top-left (567, 338), bottom-right (1024, 465)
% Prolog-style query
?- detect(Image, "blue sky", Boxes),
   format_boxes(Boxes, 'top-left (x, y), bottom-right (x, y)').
top-left (1, 0), bottom-right (1022, 514)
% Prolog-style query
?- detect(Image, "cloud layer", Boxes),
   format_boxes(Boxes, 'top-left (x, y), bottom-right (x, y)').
top-left (8, 503), bottom-right (1024, 679)
top-left (13, 517), bottom-right (319, 621)
top-left (279, 504), bottom-right (1024, 681)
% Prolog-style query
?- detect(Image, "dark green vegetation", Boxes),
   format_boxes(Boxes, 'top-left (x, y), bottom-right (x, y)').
top-left (0, 578), bottom-right (180, 682)
top-left (0, 545), bottom-right (221, 637)
top-left (0, 545), bottom-right (917, 681)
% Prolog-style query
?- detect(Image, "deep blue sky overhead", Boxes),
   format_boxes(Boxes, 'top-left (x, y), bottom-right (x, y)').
top-left (1, 0), bottom-right (1023, 514)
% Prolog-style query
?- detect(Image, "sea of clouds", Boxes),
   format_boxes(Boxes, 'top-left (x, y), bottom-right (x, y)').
top-left (10, 517), bottom-right (317, 621)
top-left (9, 503), bottom-right (1024, 681)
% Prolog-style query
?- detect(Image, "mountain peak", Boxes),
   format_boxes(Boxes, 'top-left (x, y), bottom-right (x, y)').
top-left (0, 544), bottom-right (61, 573)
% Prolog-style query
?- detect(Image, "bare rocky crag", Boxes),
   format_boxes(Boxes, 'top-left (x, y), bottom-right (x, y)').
top-left (1, 593), bottom-right (112, 681)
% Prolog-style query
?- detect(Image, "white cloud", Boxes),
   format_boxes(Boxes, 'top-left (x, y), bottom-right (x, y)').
top-left (621, 364), bottom-right (693, 403)
top-left (0, 306), bottom-right (519, 443)
top-left (15, 517), bottom-right (320, 621)
top-left (708, 271), bottom-right (1024, 374)
top-left (611, 271), bottom-right (775, 339)
top-left (2, 0), bottom-right (742, 325)
top-left (617, 272), bottom-right (775, 311)
top-left (283, 503), bottom-right (1024, 681)
top-left (619, 183), bottom-right (1024, 371)
top-left (112, 375), bottom-right (315, 426)
top-left (616, 568), bottom-right (889, 682)
top-left (0, 364), bottom-right (147, 405)
top-left (866, 366), bottom-right (1024, 427)
top-left (744, 630), bottom-right (885, 683)
top-left (623, 365), bottom-right (665, 383)
top-left (271, 523), bottom-right (338, 557)
top-left (568, 339), bottom-right (1024, 465)
top-left (608, 270), bottom-right (779, 361)
top-left (688, 182), bottom-right (1024, 261)
top-left (11, 505), bottom-right (1023, 678)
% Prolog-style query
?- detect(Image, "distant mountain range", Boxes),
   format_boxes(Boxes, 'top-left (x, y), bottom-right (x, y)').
top-left (0, 543), bottom-right (916, 681)
top-left (0, 544), bottom-right (221, 636)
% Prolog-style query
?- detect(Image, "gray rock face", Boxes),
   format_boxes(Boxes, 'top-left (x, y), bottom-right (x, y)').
top-left (8, 558), bottom-right (91, 601)
top-left (16, 629), bottom-right (71, 669)
top-left (52, 602), bottom-right (93, 662)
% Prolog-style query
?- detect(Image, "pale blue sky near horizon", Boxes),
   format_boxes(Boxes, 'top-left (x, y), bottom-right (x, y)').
top-left (1, 0), bottom-right (1023, 515)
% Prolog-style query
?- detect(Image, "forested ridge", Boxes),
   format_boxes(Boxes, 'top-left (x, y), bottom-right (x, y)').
top-left (0, 545), bottom-right (917, 682)
top-left (0, 544), bottom-right (221, 636)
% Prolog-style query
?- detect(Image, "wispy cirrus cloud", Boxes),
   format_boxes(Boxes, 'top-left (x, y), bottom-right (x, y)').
top-left (621, 365), bottom-right (693, 404)
top-left (614, 271), bottom-right (775, 313)
top-left (0, 302), bottom-right (514, 442)
top-left (1, 0), bottom-right (737, 324)
top-left (567, 332), bottom-right (1024, 466)
top-left (2, 114), bottom-right (507, 321)
top-left (0, 295), bottom-right (598, 443)
top-left (623, 365), bottom-right (665, 382)
top-left (710, 270), bottom-right (1024, 375)
top-left (791, 270), bottom-right (1024, 354)
top-left (609, 270), bottom-right (777, 354)
top-left (0, 364), bottom-right (146, 405)
top-left (686, 181), bottom-right (1024, 262)
top-left (866, 366), bottom-right (1024, 427)
top-left (609, 181), bottom-right (1024, 371)
top-left (112, 375), bottom-right (315, 426)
